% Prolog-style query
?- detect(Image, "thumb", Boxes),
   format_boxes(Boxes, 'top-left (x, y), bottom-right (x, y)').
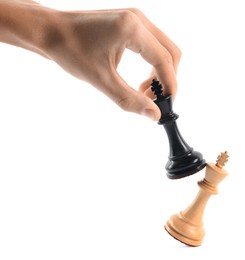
top-left (117, 89), bottom-right (161, 121)
top-left (103, 70), bottom-right (161, 121)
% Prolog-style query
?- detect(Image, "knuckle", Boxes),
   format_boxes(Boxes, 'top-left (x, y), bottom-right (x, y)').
top-left (119, 10), bottom-right (137, 24)
top-left (161, 49), bottom-right (174, 65)
top-left (128, 8), bottom-right (143, 17)
top-left (173, 45), bottom-right (182, 64)
top-left (117, 96), bottom-right (134, 112)
top-left (115, 10), bottom-right (139, 36)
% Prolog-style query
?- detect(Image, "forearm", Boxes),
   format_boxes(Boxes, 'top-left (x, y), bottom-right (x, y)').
top-left (0, 0), bottom-right (59, 58)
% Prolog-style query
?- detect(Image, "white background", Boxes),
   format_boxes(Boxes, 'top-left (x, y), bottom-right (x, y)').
top-left (0, 0), bottom-right (244, 259)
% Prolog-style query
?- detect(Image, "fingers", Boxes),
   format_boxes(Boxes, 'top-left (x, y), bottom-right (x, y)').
top-left (81, 9), bottom-right (180, 102)
top-left (122, 8), bottom-right (181, 100)
top-left (126, 22), bottom-right (178, 99)
top-left (128, 8), bottom-right (181, 73)
top-left (89, 8), bottom-right (181, 72)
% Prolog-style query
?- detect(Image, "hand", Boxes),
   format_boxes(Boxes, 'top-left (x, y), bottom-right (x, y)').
top-left (0, 1), bottom-right (181, 120)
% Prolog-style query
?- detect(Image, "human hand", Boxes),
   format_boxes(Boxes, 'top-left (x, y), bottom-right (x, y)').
top-left (47, 9), bottom-right (181, 120)
top-left (0, 2), bottom-right (181, 120)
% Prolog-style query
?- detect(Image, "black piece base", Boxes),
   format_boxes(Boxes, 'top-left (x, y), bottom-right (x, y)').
top-left (166, 150), bottom-right (206, 179)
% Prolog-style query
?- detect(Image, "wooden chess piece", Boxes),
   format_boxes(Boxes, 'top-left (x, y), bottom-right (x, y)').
top-left (164, 151), bottom-right (229, 246)
top-left (151, 79), bottom-right (206, 179)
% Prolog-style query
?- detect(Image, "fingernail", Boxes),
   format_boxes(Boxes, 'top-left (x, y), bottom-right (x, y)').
top-left (141, 109), bottom-right (157, 121)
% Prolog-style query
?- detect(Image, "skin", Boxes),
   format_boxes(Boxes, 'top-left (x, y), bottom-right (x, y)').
top-left (0, 0), bottom-right (181, 121)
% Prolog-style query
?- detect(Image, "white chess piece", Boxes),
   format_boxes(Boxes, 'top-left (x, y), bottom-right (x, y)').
top-left (164, 152), bottom-right (229, 246)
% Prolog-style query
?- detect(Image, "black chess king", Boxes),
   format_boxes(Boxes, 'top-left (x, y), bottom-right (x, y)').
top-left (151, 79), bottom-right (206, 179)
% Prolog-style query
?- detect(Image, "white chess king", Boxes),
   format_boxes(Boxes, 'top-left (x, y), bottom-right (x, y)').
top-left (164, 151), bottom-right (229, 246)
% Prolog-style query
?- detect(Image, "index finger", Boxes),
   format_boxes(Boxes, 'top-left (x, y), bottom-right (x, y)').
top-left (126, 23), bottom-right (177, 98)
top-left (127, 8), bottom-right (181, 73)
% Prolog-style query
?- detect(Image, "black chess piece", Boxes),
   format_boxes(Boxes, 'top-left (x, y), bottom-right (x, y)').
top-left (151, 79), bottom-right (206, 179)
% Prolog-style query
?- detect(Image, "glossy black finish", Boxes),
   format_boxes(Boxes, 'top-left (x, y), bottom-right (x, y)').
top-left (151, 79), bottom-right (206, 179)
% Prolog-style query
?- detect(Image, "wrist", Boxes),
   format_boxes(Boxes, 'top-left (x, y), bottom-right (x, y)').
top-left (0, 1), bottom-right (61, 58)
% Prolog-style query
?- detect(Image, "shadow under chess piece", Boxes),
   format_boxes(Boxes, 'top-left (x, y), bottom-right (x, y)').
top-left (151, 79), bottom-right (206, 179)
top-left (164, 151), bottom-right (229, 246)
